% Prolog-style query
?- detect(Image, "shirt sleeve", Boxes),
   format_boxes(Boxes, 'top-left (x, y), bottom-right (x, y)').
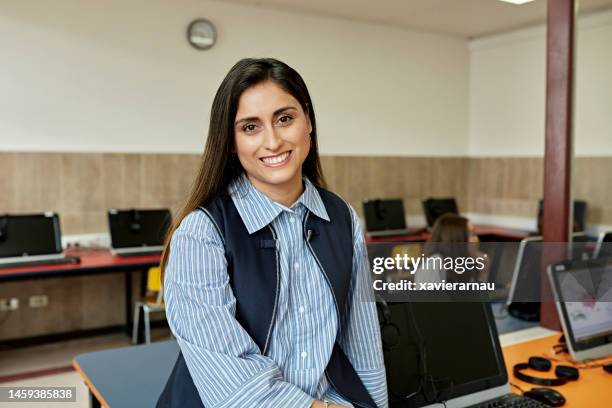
top-left (164, 211), bottom-right (314, 408)
top-left (338, 208), bottom-right (389, 408)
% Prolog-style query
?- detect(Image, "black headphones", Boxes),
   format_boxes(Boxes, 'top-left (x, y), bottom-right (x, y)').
top-left (0, 215), bottom-right (8, 242)
top-left (376, 299), bottom-right (401, 351)
top-left (513, 357), bottom-right (579, 386)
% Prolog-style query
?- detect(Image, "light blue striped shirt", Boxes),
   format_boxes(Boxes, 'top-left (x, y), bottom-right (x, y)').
top-left (164, 174), bottom-right (388, 407)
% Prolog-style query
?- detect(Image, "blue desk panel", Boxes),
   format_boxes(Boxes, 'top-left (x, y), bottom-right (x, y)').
top-left (74, 340), bottom-right (178, 407)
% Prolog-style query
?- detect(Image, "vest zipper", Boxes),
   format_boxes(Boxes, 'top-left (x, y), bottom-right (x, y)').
top-left (302, 211), bottom-right (342, 338)
top-left (262, 224), bottom-right (280, 356)
top-left (303, 212), bottom-right (375, 408)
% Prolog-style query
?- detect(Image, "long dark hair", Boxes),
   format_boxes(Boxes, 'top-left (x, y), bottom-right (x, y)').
top-left (161, 58), bottom-right (326, 274)
top-left (424, 214), bottom-right (470, 255)
top-left (424, 214), bottom-right (476, 282)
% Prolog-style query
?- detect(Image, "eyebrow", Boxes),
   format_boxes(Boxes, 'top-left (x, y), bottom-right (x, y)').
top-left (234, 106), bottom-right (298, 126)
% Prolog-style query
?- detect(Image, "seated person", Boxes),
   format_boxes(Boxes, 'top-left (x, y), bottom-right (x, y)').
top-left (415, 214), bottom-right (488, 284)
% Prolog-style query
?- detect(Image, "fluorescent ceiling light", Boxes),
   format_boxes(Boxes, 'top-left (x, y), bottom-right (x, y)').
top-left (498, 0), bottom-right (535, 4)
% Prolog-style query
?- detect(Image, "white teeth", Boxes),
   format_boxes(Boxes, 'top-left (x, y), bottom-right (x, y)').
top-left (261, 151), bottom-right (290, 165)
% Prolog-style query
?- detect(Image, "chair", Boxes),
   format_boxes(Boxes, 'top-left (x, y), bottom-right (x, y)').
top-left (132, 267), bottom-right (165, 344)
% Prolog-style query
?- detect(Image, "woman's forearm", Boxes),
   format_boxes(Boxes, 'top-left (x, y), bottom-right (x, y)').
top-left (311, 401), bottom-right (348, 408)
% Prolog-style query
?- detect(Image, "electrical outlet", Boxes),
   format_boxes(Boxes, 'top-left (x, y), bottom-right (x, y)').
top-left (29, 295), bottom-right (48, 308)
top-left (0, 298), bottom-right (19, 311)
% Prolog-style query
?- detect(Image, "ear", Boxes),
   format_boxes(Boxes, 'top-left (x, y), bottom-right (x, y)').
top-left (304, 103), bottom-right (313, 134)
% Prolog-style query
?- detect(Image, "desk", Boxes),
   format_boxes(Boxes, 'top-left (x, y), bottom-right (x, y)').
top-left (365, 224), bottom-right (530, 244)
top-left (0, 249), bottom-right (161, 339)
top-left (73, 340), bottom-right (178, 408)
top-left (502, 333), bottom-right (612, 407)
top-left (75, 333), bottom-right (610, 408)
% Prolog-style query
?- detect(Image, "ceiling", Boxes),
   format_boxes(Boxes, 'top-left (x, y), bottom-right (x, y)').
top-left (221, 0), bottom-right (612, 38)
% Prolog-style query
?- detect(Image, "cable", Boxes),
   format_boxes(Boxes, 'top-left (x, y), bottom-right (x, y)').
top-left (383, 302), bottom-right (456, 406)
top-left (510, 382), bottom-right (526, 393)
top-left (406, 303), bottom-right (455, 406)
top-left (541, 350), bottom-right (612, 369)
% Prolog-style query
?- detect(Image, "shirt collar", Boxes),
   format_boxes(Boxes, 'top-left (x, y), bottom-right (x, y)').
top-left (229, 173), bottom-right (330, 234)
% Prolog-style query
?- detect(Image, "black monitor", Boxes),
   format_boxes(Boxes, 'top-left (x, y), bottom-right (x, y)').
top-left (363, 199), bottom-right (407, 233)
top-left (379, 302), bottom-right (508, 408)
top-left (0, 213), bottom-right (62, 259)
top-left (108, 209), bottom-right (171, 254)
top-left (594, 231), bottom-right (612, 259)
top-left (537, 199), bottom-right (587, 233)
top-left (507, 232), bottom-right (594, 321)
top-left (422, 198), bottom-right (458, 228)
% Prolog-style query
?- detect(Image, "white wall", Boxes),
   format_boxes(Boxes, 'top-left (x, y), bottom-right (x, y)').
top-left (0, 0), bottom-right (469, 156)
top-left (469, 9), bottom-right (612, 157)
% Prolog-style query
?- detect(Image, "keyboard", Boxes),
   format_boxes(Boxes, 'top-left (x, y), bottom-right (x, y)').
top-left (0, 256), bottom-right (81, 269)
top-left (469, 394), bottom-right (551, 408)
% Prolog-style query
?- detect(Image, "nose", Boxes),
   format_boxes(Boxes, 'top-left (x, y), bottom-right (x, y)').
top-left (262, 125), bottom-right (282, 151)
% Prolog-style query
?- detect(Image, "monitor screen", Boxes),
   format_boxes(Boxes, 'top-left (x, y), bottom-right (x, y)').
top-left (422, 198), bottom-right (458, 228)
top-left (108, 209), bottom-right (171, 249)
top-left (363, 199), bottom-right (406, 232)
top-left (380, 302), bottom-right (507, 407)
top-left (0, 213), bottom-right (62, 258)
top-left (552, 261), bottom-right (612, 350)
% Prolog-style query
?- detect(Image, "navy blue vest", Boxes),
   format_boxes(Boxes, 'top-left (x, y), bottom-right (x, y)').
top-left (157, 188), bottom-right (378, 408)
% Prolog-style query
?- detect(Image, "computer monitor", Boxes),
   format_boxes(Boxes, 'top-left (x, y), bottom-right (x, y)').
top-left (548, 257), bottom-right (612, 361)
top-left (379, 302), bottom-right (509, 408)
top-left (0, 213), bottom-right (63, 264)
top-left (537, 199), bottom-right (588, 233)
top-left (363, 199), bottom-right (407, 236)
top-left (108, 209), bottom-right (171, 255)
top-left (422, 198), bottom-right (458, 228)
top-left (506, 232), bottom-right (594, 321)
top-left (594, 231), bottom-right (612, 259)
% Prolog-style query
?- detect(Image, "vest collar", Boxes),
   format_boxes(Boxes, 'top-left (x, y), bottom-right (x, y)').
top-left (229, 173), bottom-right (330, 234)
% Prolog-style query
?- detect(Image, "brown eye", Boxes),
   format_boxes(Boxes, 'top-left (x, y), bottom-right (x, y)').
top-left (277, 115), bottom-right (293, 125)
top-left (242, 123), bottom-right (257, 133)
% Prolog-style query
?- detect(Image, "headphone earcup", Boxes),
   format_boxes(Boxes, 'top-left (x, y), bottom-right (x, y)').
top-left (555, 365), bottom-right (579, 381)
top-left (529, 356), bottom-right (552, 371)
top-left (381, 323), bottom-right (401, 350)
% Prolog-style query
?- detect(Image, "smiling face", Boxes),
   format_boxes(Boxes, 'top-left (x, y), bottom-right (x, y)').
top-left (234, 80), bottom-right (312, 201)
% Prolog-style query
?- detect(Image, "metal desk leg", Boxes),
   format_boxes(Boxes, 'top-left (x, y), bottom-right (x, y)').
top-left (124, 271), bottom-right (133, 336)
top-left (125, 269), bottom-right (148, 339)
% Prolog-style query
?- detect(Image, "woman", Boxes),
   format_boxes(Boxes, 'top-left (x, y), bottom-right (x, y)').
top-left (415, 214), bottom-right (486, 284)
top-left (157, 58), bottom-right (387, 408)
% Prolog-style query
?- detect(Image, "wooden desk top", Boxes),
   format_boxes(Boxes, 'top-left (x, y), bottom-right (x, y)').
top-left (502, 334), bottom-right (612, 407)
top-left (0, 249), bottom-right (160, 280)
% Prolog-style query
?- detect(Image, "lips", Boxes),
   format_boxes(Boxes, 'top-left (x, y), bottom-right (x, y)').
top-left (260, 150), bottom-right (292, 166)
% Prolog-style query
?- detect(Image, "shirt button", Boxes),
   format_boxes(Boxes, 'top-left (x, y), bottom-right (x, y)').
top-left (301, 351), bottom-right (307, 359)
top-left (298, 306), bottom-right (305, 314)
top-left (294, 262), bottom-right (300, 270)
top-left (289, 217), bottom-right (295, 223)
